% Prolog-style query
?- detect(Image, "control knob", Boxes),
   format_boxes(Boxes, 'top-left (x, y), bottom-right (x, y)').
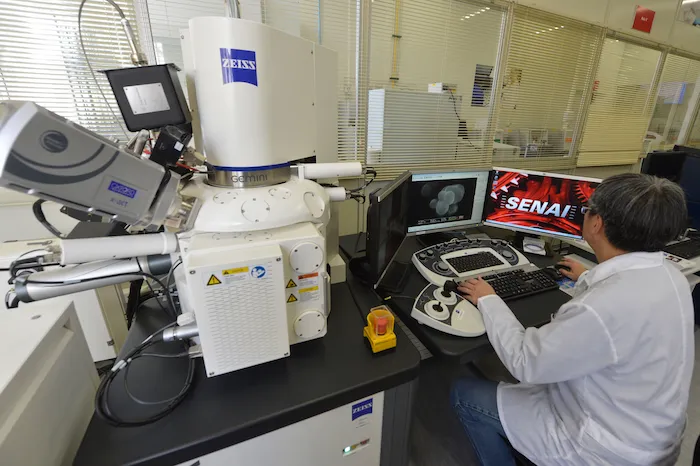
top-left (435, 262), bottom-right (450, 273)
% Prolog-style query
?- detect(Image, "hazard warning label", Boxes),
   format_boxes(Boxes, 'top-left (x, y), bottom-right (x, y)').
top-left (299, 286), bottom-right (319, 302)
top-left (207, 274), bottom-right (222, 286)
top-left (286, 279), bottom-right (297, 289)
top-left (287, 293), bottom-right (298, 303)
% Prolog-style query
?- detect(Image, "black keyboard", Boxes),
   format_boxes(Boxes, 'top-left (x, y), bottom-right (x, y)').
top-left (663, 238), bottom-right (700, 260)
top-left (446, 252), bottom-right (503, 273)
top-left (481, 269), bottom-right (560, 301)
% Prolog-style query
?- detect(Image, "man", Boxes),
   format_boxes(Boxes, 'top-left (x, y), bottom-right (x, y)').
top-left (451, 174), bottom-right (694, 465)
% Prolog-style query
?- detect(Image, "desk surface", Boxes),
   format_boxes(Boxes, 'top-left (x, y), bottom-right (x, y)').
top-left (340, 233), bottom-right (572, 364)
top-left (74, 283), bottom-right (420, 466)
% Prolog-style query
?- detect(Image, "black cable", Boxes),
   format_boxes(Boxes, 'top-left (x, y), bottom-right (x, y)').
top-left (94, 321), bottom-right (196, 427)
top-left (448, 89), bottom-right (461, 120)
top-left (348, 169), bottom-right (377, 193)
top-left (123, 343), bottom-right (193, 405)
top-left (447, 89), bottom-right (477, 152)
top-left (165, 260), bottom-right (182, 315)
top-left (7, 249), bottom-right (56, 284)
top-left (32, 200), bottom-right (64, 238)
top-left (137, 264), bottom-right (175, 320)
top-left (125, 279), bottom-right (144, 329)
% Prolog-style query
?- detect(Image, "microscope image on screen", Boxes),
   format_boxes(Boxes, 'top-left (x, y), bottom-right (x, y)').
top-left (408, 178), bottom-right (477, 228)
top-left (428, 184), bottom-right (466, 216)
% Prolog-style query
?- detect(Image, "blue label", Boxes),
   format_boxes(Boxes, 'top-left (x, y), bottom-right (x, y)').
top-left (251, 266), bottom-right (266, 278)
top-left (351, 398), bottom-right (373, 421)
top-left (220, 48), bottom-right (258, 86)
top-left (108, 181), bottom-right (137, 199)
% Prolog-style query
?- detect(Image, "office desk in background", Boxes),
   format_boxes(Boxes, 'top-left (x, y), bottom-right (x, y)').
top-left (340, 233), bottom-right (572, 365)
top-left (75, 283), bottom-right (420, 466)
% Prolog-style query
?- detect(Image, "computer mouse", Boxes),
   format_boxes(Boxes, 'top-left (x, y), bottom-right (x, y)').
top-left (554, 263), bottom-right (571, 273)
top-left (541, 267), bottom-right (564, 281)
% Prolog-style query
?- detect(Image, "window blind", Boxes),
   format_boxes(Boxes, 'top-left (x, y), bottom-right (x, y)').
top-left (142, 0), bottom-right (225, 78)
top-left (689, 110), bottom-right (700, 148)
top-left (496, 6), bottom-right (602, 172)
top-left (577, 39), bottom-right (661, 167)
top-left (0, 0), bottom-right (139, 141)
top-left (366, 0), bottom-right (505, 180)
top-left (648, 54), bottom-right (700, 151)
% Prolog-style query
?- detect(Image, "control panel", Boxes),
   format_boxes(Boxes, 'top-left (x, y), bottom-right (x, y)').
top-left (410, 284), bottom-right (485, 337)
top-left (411, 238), bottom-right (530, 286)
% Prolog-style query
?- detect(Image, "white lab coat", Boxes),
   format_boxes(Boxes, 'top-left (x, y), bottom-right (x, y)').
top-left (478, 252), bottom-right (694, 466)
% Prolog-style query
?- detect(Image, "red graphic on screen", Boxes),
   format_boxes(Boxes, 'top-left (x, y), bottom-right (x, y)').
top-left (486, 171), bottom-right (598, 237)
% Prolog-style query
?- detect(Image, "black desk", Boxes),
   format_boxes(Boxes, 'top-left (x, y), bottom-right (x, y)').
top-left (340, 233), bottom-right (573, 364)
top-left (75, 283), bottom-right (420, 466)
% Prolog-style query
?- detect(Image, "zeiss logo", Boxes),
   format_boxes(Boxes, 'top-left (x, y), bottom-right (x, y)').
top-left (108, 181), bottom-right (137, 199)
top-left (251, 266), bottom-right (266, 278)
top-left (351, 399), bottom-right (373, 421)
top-left (220, 48), bottom-right (258, 86)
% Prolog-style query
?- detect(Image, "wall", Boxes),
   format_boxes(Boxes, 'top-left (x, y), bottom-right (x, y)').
top-left (0, 189), bottom-right (78, 242)
top-left (516, 0), bottom-right (700, 55)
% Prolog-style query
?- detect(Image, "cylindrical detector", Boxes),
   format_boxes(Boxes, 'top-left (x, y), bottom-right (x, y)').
top-left (14, 255), bottom-right (172, 304)
top-left (300, 162), bottom-right (364, 179)
top-left (189, 17), bottom-right (318, 169)
top-left (60, 233), bottom-right (178, 264)
top-left (324, 187), bottom-right (347, 202)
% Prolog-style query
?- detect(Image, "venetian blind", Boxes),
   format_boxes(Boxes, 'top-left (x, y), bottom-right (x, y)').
top-left (647, 54), bottom-right (700, 151)
top-left (365, 0), bottom-right (505, 180)
top-left (578, 39), bottom-right (661, 167)
top-left (496, 6), bottom-right (602, 172)
top-left (0, 0), bottom-right (140, 141)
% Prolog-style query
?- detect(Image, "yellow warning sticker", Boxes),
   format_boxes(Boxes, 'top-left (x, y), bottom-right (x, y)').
top-left (223, 267), bottom-right (248, 276)
top-left (299, 286), bottom-right (319, 293)
top-left (287, 294), bottom-right (298, 303)
top-left (207, 274), bottom-right (222, 286)
top-left (286, 279), bottom-right (297, 289)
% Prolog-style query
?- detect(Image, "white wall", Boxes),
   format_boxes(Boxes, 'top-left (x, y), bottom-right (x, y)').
top-left (0, 189), bottom-right (78, 242)
top-left (516, 0), bottom-right (700, 55)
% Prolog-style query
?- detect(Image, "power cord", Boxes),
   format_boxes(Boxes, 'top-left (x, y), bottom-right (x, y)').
top-left (94, 318), bottom-right (196, 426)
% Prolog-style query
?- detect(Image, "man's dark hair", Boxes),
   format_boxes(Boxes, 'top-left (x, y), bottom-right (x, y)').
top-left (587, 173), bottom-right (687, 252)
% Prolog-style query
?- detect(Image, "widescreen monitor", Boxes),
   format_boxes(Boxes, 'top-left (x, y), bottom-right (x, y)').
top-left (484, 168), bottom-right (601, 239)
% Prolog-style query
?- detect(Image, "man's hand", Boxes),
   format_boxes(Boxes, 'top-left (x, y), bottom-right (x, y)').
top-left (457, 277), bottom-right (496, 305)
top-left (558, 257), bottom-right (588, 281)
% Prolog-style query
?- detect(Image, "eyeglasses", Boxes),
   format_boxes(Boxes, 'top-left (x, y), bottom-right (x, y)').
top-left (581, 206), bottom-right (591, 214)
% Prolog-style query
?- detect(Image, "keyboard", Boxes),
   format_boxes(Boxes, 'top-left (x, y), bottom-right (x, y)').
top-left (446, 252), bottom-right (503, 273)
top-left (663, 238), bottom-right (700, 260)
top-left (481, 269), bottom-right (560, 301)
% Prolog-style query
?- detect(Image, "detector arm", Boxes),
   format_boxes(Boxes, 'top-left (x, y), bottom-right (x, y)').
top-left (0, 101), bottom-right (182, 230)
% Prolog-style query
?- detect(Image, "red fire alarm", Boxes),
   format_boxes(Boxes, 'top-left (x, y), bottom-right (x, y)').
top-left (632, 5), bottom-right (655, 33)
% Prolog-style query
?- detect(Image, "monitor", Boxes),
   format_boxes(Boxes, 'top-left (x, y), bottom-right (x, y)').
top-left (484, 168), bottom-right (601, 239)
top-left (678, 154), bottom-right (700, 230)
top-left (641, 151), bottom-right (687, 182)
top-left (407, 170), bottom-right (490, 234)
top-left (366, 171), bottom-right (411, 285)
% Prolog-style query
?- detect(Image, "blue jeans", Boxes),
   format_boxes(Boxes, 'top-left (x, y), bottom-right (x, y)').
top-left (451, 377), bottom-right (516, 466)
